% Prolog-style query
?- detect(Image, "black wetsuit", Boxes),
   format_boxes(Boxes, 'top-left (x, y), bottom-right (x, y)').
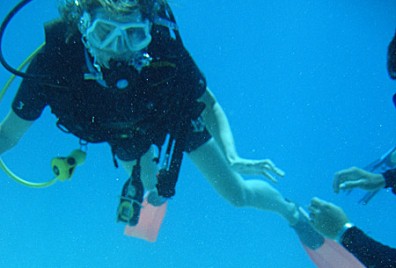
top-left (388, 29), bottom-right (396, 80)
top-left (341, 227), bottom-right (396, 268)
top-left (12, 20), bottom-right (211, 161)
top-left (339, 171), bottom-right (396, 267)
top-left (382, 169), bottom-right (396, 195)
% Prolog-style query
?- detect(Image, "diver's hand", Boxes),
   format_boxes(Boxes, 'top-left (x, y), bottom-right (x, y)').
top-left (333, 167), bottom-right (385, 193)
top-left (229, 157), bottom-right (285, 183)
top-left (308, 197), bottom-right (349, 240)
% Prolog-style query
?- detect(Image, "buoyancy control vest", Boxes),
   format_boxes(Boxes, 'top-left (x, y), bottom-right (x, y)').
top-left (40, 19), bottom-right (206, 198)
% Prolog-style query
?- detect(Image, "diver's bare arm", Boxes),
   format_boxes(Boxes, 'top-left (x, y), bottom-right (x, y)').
top-left (198, 87), bottom-right (239, 163)
top-left (0, 110), bottom-right (33, 155)
top-left (198, 88), bottom-right (285, 181)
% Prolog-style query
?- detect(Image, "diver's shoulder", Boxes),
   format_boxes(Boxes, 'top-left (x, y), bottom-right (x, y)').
top-left (43, 19), bottom-right (81, 51)
top-left (44, 19), bottom-right (68, 36)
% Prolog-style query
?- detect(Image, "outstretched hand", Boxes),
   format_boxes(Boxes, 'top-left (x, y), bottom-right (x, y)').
top-left (333, 166), bottom-right (386, 193)
top-left (230, 157), bottom-right (285, 183)
top-left (308, 197), bottom-right (349, 240)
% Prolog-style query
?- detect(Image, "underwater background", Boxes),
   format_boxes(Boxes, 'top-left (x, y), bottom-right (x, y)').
top-left (0, 1), bottom-right (395, 267)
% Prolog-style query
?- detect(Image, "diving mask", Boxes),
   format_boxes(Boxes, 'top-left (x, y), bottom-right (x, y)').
top-left (85, 18), bottom-right (152, 54)
top-left (80, 9), bottom-right (152, 67)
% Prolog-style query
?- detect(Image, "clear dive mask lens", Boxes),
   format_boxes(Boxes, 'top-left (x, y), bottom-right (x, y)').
top-left (86, 18), bottom-right (152, 53)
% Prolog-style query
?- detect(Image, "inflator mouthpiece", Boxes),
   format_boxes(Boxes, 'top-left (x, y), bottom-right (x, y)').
top-left (51, 149), bottom-right (86, 181)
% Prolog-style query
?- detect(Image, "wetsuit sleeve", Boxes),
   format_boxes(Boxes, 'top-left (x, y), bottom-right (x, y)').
top-left (382, 169), bottom-right (396, 195)
top-left (11, 48), bottom-right (48, 121)
top-left (178, 49), bottom-right (207, 100)
top-left (388, 29), bottom-right (396, 80)
top-left (11, 20), bottom-right (69, 121)
top-left (341, 226), bottom-right (396, 267)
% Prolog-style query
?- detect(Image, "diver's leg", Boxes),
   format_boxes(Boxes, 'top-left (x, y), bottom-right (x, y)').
top-left (187, 139), bottom-right (298, 224)
top-left (119, 146), bottom-right (164, 205)
top-left (119, 145), bottom-right (159, 190)
top-left (188, 139), bottom-right (325, 248)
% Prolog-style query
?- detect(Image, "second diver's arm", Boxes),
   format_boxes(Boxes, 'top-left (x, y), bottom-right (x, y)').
top-left (333, 167), bottom-right (396, 195)
top-left (309, 197), bottom-right (396, 266)
top-left (341, 226), bottom-right (396, 267)
top-left (382, 169), bottom-right (396, 195)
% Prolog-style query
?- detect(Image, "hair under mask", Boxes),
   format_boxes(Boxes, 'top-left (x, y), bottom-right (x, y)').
top-left (58, 0), bottom-right (166, 33)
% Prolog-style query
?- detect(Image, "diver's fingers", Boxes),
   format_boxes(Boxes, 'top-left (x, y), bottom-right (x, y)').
top-left (307, 206), bottom-right (320, 215)
top-left (307, 201), bottom-right (322, 225)
top-left (261, 171), bottom-right (278, 183)
top-left (333, 169), bottom-right (357, 193)
top-left (333, 174), bottom-right (345, 193)
top-left (262, 160), bottom-right (285, 177)
top-left (272, 166), bottom-right (285, 177)
top-left (339, 180), bottom-right (366, 191)
top-left (310, 197), bottom-right (327, 209)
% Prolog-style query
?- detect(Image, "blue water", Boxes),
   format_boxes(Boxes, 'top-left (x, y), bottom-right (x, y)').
top-left (0, 1), bottom-right (395, 267)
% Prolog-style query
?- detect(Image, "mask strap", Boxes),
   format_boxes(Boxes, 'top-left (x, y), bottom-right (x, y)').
top-left (153, 16), bottom-right (178, 31)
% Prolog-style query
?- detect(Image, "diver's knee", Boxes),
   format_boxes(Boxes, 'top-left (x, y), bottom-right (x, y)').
top-left (226, 188), bottom-right (248, 208)
top-left (228, 198), bottom-right (245, 208)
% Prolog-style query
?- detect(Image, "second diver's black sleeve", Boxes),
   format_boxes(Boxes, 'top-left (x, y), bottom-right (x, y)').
top-left (341, 226), bottom-right (396, 267)
top-left (388, 29), bottom-right (396, 80)
top-left (382, 169), bottom-right (396, 195)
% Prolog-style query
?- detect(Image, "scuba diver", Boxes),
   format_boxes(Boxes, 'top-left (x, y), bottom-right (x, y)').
top-left (301, 29), bottom-right (396, 268)
top-left (0, 0), bottom-right (323, 245)
top-left (332, 29), bottom-right (396, 204)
